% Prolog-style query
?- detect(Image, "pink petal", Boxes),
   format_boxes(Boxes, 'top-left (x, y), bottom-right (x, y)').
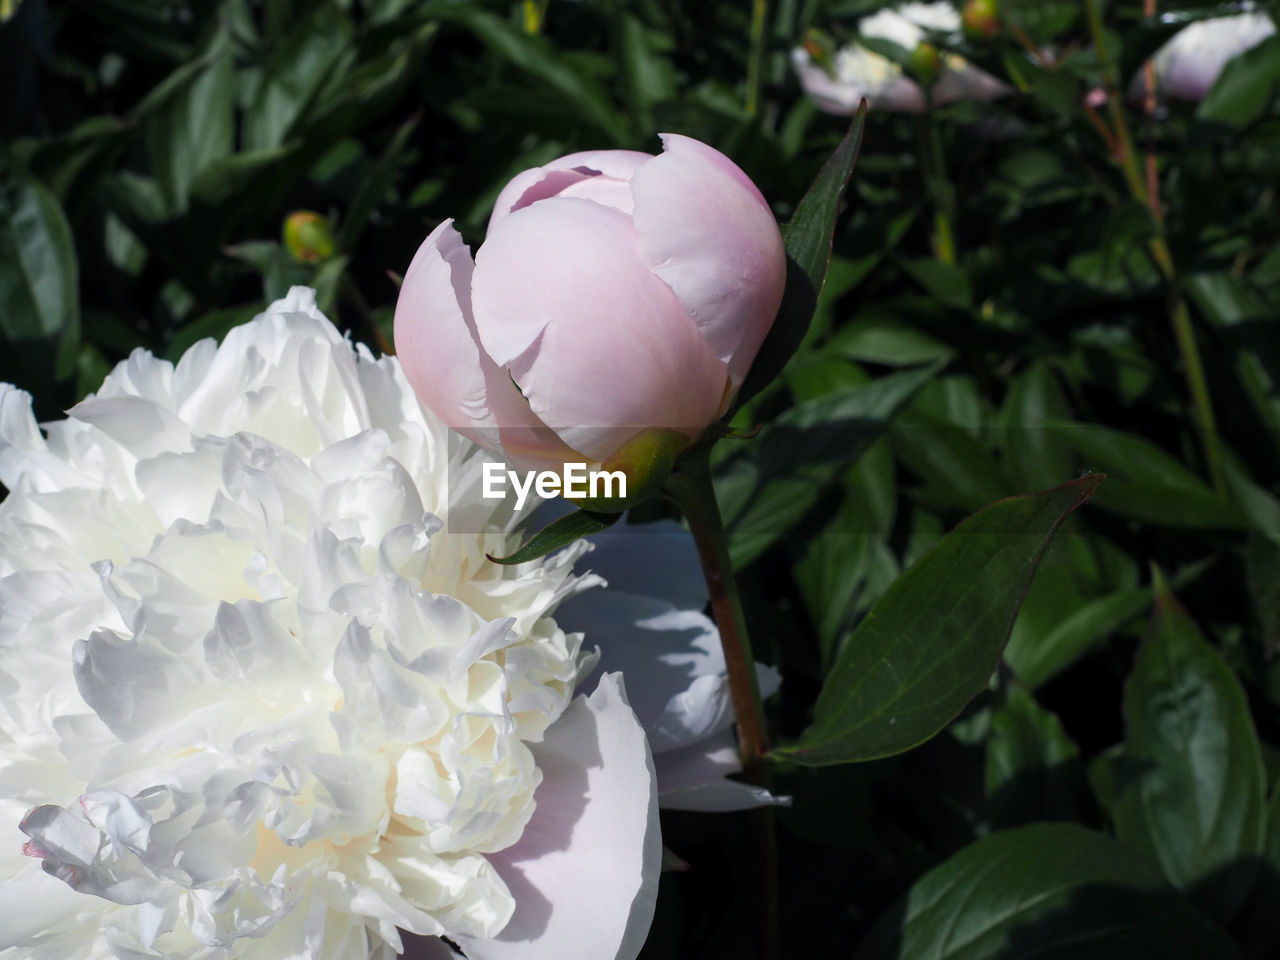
top-left (934, 63), bottom-right (1011, 105)
top-left (393, 220), bottom-right (574, 464)
top-left (457, 673), bottom-right (660, 960)
top-left (1150, 14), bottom-right (1276, 102)
top-left (630, 134), bottom-right (786, 386)
top-left (556, 176), bottom-right (636, 215)
top-left (873, 76), bottom-right (927, 113)
top-left (488, 151), bottom-right (652, 231)
top-left (471, 198), bottom-right (729, 461)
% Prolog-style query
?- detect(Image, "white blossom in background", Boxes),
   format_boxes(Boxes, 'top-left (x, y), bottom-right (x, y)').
top-left (1135, 11), bottom-right (1276, 102)
top-left (791, 1), bottom-right (1009, 114)
top-left (0, 288), bottom-right (661, 960)
top-left (557, 522), bottom-right (785, 812)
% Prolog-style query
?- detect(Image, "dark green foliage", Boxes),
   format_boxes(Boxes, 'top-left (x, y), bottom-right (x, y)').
top-left (4, 0), bottom-right (1280, 956)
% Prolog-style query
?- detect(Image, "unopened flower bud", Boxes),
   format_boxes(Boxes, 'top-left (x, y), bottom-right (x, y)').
top-left (394, 135), bottom-right (785, 496)
top-left (802, 28), bottom-right (839, 78)
top-left (963, 0), bottom-right (1000, 39)
top-left (283, 210), bottom-right (336, 263)
top-left (909, 42), bottom-right (942, 85)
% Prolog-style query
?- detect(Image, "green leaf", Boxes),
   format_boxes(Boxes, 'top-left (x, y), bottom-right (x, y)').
top-left (823, 312), bottom-right (952, 367)
top-left (985, 682), bottom-right (1085, 826)
top-left (224, 241), bottom-right (312, 303)
top-left (715, 362), bottom-right (937, 569)
top-left (146, 51), bottom-right (235, 215)
top-left (0, 162), bottom-right (79, 345)
top-left (424, 4), bottom-right (629, 145)
top-left (1095, 572), bottom-right (1267, 925)
top-left (1057, 422), bottom-right (1247, 529)
top-left (1223, 455), bottom-right (1280, 547)
top-left (986, 684), bottom-right (1078, 791)
top-left (190, 144), bottom-right (301, 207)
top-left (781, 475), bottom-right (1103, 766)
top-left (242, 7), bottom-right (355, 152)
top-left (1185, 271), bottom-right (1280, 445)
top-left (1006, 56), bottom-right (1080, 119)
top-left (72, 343), bottom-right (111, 404)
top-left (890, 407), bottom-right (1010, 512)
top-left (1197, 34), bottom-right (1280, 131)
top-left (615, 9), bottom-right (676, 127)
top-left (734, 103), bottom-right (867, 410)
top-left (1001, 360), bottom-right (1073, 493)
top-left (127, 48), bottom-right (221, 122)
top-left (338, 113), bottom-right (420, 252)
top-left (853, 823), bottom-right (1245, 960)
top-left (487, 508), bottom-right (620, 565)
top-left (311, 255), bottom-right (348, 317)
top-left (1098, 199), bottom-right (1159, 280)
top-left (901, 257), bottom-right (972, 309)
top-left (1006, 586), bottom-right (1149, 688)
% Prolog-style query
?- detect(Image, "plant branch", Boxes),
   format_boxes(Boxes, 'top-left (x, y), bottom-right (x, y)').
top-left (1083, 0), bottom-right (1223, 492)
top-left (746, 0), bottom-right (769, 117)
top-left (664, 449), bottom-right (770, 771)
top-left (918, 101), bottom-right (957, 265)
top-left (663, 445), bottom-right (776, 960)
top-left (1142, 0), bottom-right (1162, 221)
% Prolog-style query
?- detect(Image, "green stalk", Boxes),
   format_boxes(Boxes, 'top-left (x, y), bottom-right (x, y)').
top-left (663, 446), bottom-right (776, 960)
top-left (1082, 0), bottom-right (1224, 492)
top-left (664, 449), bottom-right (770, 771)
top-left (746, 0), bottom-right (769, 117)
top-left (917, 100), bottom-right (957, 264)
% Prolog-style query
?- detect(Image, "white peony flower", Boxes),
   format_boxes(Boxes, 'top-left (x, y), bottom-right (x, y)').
top-left (791, 1), bottom-right (1009, 114)
top-left (862, 0), bottom-right (961, 49)
top-left (0, 287), bottom-right (660, 960)
top-left (1135, 11), bottom-right (1276, 102)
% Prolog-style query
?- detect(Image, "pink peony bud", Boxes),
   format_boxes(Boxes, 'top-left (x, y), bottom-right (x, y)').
top-left (1136, 12), bottom-right (1276, 102)
top-left (393, 135), bottom-right (786, 482)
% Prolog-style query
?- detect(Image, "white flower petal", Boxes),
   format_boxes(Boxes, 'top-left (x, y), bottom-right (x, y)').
top-left (652, 731), bottom-right (787, 812)
top-left (0, 288), bottom-right (613, 959)
top-left (456, 673), bottom-right (660, 960)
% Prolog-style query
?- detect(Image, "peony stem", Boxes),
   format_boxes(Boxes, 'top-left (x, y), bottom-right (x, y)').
top-left (1141, 0), bottom-right (1162, 221)
top-left (918, 106), bottom-right (957, 265)
top-left (746, 0), bottom-right (769, 117)
top-left (663, 446), bottom-right (777, 960)
top-left (1083, 0), bottom-right (1224, 493)
top-left (663, 448), bottom-right (770, 771)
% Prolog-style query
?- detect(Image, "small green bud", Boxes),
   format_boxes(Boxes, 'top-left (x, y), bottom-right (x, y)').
top-left (801, 29), bottom-right (839, 79)
top-left (565, 428), bottom-right (686, 513)
top-left (283, 211), bottom-right (336, 263)
top-left (963, 0), bottom-right (1000, 39)
top-left (909, 43), bottom-right (943, 85)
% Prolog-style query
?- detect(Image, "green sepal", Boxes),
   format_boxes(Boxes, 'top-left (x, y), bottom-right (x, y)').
top-left (486, 508), bottom-right (621, 565)
top-left (733, 103), bottom-right (868, 412)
